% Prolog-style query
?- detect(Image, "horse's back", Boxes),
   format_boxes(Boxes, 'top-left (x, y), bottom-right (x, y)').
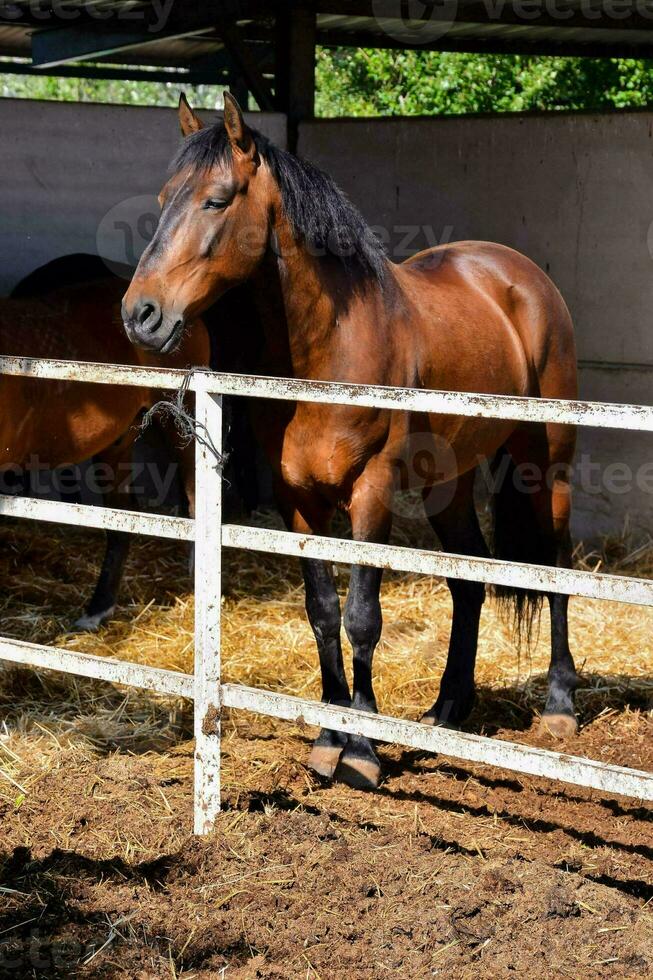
top-left (400, 239), bottom-right (577, 401)
top-left (1, 277), bottom-right (131, 361)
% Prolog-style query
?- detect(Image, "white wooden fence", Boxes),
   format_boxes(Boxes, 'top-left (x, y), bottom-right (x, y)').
top-left (1, 355), bottom-right (652, 835)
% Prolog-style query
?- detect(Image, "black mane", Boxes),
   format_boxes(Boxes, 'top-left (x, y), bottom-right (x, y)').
top-left (172, 122), bottom-right (387, 284)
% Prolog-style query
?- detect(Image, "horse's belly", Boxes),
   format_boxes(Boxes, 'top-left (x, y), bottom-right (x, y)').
top-left (437, 417), bottom-right (517, 480)
top-left (0, 378), bottom-right (147, 468)
top-left (389, 412), bottom-right (512, 491)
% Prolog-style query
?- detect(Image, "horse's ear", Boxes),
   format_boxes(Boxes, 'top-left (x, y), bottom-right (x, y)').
top-left (178, 92), bottom-right (204, 136)
top-left (223, 92), bottom-right (255, 158)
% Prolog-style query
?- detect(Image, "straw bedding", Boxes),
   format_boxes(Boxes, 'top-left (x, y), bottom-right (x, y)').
top-left (0, 508), bottom-right (651, 977)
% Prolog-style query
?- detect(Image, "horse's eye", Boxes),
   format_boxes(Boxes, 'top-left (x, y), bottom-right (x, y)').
top-left (204, 199), bottom-right (227, 211)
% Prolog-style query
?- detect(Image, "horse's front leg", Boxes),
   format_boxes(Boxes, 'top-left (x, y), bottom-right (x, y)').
top-left (277, 490), bottom-right (351, 778)
top-left (302, 557), bottom-right (352, 778)
top-left (335, 468), bottom-right (393, 790)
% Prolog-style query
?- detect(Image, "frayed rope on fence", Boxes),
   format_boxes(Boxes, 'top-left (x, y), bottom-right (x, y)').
top-left (139, 369), bottom-right (228, 471)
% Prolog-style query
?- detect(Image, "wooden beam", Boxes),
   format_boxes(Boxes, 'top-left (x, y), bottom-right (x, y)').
top-left (276, 7), bottom-right (316, 147)
top-left (0, 60), bottom-right (232, 86)
top-left (31, 25), bottom-right (210, 69)
top-left (316, 27), bottom-right (653, 60)
top-left (311, 0), bottom-right (653, 35)
top-left (217, 16), bottom-right (275, 111)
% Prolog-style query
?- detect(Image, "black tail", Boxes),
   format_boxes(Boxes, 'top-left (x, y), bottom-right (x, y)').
top-left (490, 446), bottom-right (556, 647)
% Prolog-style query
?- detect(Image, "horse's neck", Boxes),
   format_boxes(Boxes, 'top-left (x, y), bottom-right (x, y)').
top-left (252, 231), bottom-right (385, 380)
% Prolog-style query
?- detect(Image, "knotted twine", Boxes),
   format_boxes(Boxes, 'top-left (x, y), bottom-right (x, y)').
top-left (138, 369), bottom-right (228, 472)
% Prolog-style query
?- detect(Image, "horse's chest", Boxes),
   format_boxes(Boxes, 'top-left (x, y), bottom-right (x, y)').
top-left (259, 405), bottom-right (382, 497)
top-left (282, 427), bottom-right (359, 491)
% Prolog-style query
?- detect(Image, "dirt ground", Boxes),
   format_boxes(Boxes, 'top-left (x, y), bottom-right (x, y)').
top-left (0, 517), bottom-right (652, 978)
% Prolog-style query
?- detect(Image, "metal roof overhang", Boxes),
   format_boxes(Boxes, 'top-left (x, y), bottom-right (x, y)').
top-left (0, 1), bottom-right (652, 84)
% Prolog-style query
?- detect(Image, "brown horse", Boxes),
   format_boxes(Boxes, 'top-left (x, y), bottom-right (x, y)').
top-left (123, 94), bottom-right (579, 788)
top-left (1, 272), bottom-right (209, 629)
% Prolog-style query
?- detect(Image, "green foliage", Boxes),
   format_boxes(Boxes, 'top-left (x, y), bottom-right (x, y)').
top-left (0, 63), bottom-right (223, 109)
top-left (2, 50), bottom-right (653, 118)
top-left (315, 48), bottom-right (653, 117)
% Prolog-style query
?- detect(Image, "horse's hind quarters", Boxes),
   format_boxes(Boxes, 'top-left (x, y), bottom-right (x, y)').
top-left (121, 295), bottom-right (184, 354)
top-left (539, 712), bottom-right (579, 738)
top-left (307, 744), bottom-right (344, 779)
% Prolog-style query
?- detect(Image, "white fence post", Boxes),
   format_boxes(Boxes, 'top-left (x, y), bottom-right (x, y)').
top-left (193, 389), bottom-right (223, 835)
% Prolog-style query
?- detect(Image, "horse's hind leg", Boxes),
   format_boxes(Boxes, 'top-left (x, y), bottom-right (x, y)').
top-left (75, 530), bottom-right (131, 631)
top-left (74, 432), bottom-right (137, 631)
top-left (421, 471), bottom-right (489, 728)
top-left (504, 424), bottom-right (579, 736)
top-left (542, 530), bottom-right (579, 737)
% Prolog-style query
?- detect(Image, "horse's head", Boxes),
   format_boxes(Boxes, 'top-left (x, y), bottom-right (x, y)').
top-left (123, 93), bottom-right (271, 353)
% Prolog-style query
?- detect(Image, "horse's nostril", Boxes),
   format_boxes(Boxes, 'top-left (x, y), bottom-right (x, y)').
top-left (138, 302), bottom-right (157, 326)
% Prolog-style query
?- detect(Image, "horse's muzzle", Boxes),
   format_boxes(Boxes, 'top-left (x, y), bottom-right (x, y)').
top-left (122, 297), bottom-right (183, 353)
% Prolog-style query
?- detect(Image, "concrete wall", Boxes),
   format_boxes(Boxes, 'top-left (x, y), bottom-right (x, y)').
top-left (0, 99), bottom-right (286, 512)
top-left (299, 113), bottom-right (653, 542)
top-left (0, 98), bottom-right (287, 294)
top-left (1, 100), bottom-right (651, 541)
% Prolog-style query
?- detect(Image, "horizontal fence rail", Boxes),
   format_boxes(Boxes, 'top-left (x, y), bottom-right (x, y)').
top-left (2, 355), bottom-right (653, 430)
top-left (0, 495), bottom-right (195, 541)
top-left (223, 524), bottom-right (653, 606)
top-left (220, 685), bottom-right (653, 802)
top-left (1, 639), bottom-right (649, 801)
top-left (0, 637), bottom-right (194, 699)
top-left (1, 499), bottom-right (647, 606)
top-left (1, 356), bottom-right (652, 834)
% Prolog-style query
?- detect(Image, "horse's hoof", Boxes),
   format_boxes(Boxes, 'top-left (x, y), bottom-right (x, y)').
top-left (539, 713), bottom-right (578, 738)
top-left (71, 608), bottom-right (113, 632)
top-left (420, 713), bottom-right (461, 732)
top-left (335, 754), bottom-right (381, 790)
top-left (307, 744), bottom-right (343, 779)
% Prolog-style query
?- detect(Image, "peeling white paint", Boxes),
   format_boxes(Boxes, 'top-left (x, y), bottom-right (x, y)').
top-left (2, 355), bottom-right (653, 431)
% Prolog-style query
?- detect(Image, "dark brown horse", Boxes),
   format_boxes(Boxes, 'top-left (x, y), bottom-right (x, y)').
top-left (1, 271), bottom-right (209, 629)
top-left (123, 94), bottom-right (579, 788)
